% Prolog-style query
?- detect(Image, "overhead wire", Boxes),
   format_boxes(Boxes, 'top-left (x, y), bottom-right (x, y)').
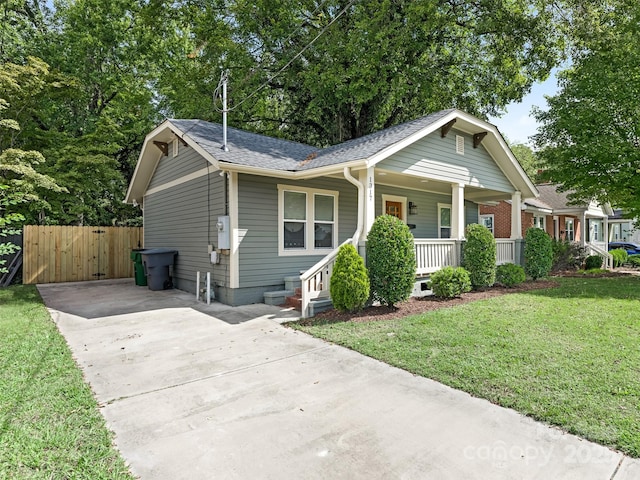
top-left (212, 0), bottom-right (358, 113)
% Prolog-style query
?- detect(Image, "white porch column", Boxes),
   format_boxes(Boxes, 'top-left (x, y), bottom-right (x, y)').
top-left (510, 191), bottom-right (522, 239)
top-left (604, 215), bottom-right (609, 245)
top-left (359, 166), bottom-right (376, 242)
top-left (581, 212), bottom-right (588, 246)
top-left (451, 183), bottom-right (465, 240)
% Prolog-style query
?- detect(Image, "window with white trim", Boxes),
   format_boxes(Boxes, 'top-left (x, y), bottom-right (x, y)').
top-left (479, 214), bottom-right (494, 235)
top-left (565, 218), bottom-right (575, 242)
top-left (533, 215), bottom-right (545, 230)
top-left (279, 185), bottom-right (337, 255)
top-left (590, 220), bottom-right (602, 242)
top-left (438, 204), bottom-right (452, 238)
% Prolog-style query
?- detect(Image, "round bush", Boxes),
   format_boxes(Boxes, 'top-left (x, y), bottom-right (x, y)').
top-left (610, 248), bottom-right (628, 268)
top-left (330, 243), bottom-right (370, 312)
top-left (628, 254), bottom-right (640, 267)
top-left (524, 227), bottom-right (553, 279)
top-left (496, 263), bottom-right (526, 287)
top-left (429, 266), bottom-right (471, 298)
top-left (463, 223), bottom-right (496, 290)
top-left (584, 255), bottom-right (603, 270)
top-left (551, 238), bottom-right (586, 272)
top-left (366, 214), bottom-right (416, 307)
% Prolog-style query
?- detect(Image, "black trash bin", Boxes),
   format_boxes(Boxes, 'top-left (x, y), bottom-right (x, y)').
top-left (141, 248), bottom-right (178, 291)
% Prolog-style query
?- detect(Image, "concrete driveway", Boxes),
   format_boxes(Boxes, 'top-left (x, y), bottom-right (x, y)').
top-left (39, 279), bottom-right (639, 479)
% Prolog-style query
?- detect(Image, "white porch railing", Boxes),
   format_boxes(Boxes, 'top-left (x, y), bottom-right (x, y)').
top-left (300, 237), bottom-right (519, 318)
top-left (414, 239), bottom-right (460, 275)
top-left (585, 242), bottom-right (613, 269)
top-left (300, 239), bottom-right (352, 318)
top-left (496, 239), bottom-right (516, 265)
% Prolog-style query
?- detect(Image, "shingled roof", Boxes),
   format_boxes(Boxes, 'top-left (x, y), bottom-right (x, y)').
top-left (170, 109), bottom-right (456, 171)
top-left (535, 184), bottom-right (588, 210)
top-left (126, 108), bottom-right (539, 205)
top-left (169, 119), bottom-right (317, 171)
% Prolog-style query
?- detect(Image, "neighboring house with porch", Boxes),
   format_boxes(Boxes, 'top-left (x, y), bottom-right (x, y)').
top-left (608, 209), bottom-right (640, 243)
top-left (126, 109), bottom-right (537, 317)
top-left (479, 183), bottom-right (612, 258)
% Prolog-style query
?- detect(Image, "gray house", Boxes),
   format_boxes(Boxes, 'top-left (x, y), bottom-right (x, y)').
top-left (125, 109), bottom-right (537, 317)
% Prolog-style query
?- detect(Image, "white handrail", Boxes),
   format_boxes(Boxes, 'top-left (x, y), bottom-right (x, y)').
top-left (300, 238), bottom-right (352, 318)
top-left (586, 242), bottom-right (613, 269)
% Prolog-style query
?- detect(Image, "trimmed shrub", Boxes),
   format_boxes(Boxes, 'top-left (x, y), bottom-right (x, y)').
top-left (610, 248), bottom-right (628, 268)
top-left (496, 263), bottom-right (526, 287)
top-left (525, 227), bottom-right (553, 279)
top-left (628, 254), bottom-right (640, 267)
top-left (330, 243), bottom-right (370, 312)
top-left (551, 239), bottom-right (586, 272)
top-left (366, 214), bottom-right (416, 307)
top-left (584, 255), bottom-right (603, 270)
top-left (463, 223), bottom-right (496, 290)
top-left (429, 266), bottom-right (471, 299)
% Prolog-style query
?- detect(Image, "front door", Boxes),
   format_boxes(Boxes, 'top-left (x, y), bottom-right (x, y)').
top-left (386, 201), bottom-right (402, 219)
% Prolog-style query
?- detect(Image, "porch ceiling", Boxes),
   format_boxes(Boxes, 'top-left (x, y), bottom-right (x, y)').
top-left (364, 169), bottom-right (513, 203)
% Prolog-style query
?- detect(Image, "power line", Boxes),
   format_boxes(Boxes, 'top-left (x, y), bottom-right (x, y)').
top-left (214, 0), bottom-right (358, 113)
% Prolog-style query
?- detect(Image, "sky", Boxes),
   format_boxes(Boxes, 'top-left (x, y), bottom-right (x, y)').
top-left (488, 70), bottom-right (560, 146)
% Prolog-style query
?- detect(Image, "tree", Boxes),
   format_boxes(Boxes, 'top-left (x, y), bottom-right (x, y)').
top-left (0, 1), bottom-right (50, 62)
top-left (510, 142), bottom-right (542, 182)
top-left (0, 94), bottom-right (63, 273)
top-left (534, 1), bottom-right (640, 217)
top-left (1, 1), bottom-right (163, 225)
top-left (158, 0), bottom-right (565, 146)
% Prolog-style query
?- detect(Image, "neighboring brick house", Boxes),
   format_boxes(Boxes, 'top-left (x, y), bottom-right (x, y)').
top-left (479, 184), bottom-right (612, 248)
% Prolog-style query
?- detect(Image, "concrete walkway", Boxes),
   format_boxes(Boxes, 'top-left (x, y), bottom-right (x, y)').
top-left (39, 279), bottom-right (639, 479)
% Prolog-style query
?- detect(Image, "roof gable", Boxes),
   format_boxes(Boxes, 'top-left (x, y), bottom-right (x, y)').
top-left (126, 109), bottom-right (537, 203)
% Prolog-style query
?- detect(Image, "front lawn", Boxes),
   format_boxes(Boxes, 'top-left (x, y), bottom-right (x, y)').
top-left (0, 285), bottom-right (134, 479)
top-left (291, 276), bottom-right (640, 457)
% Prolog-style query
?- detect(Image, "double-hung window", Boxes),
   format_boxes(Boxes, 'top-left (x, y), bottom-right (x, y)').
top-left (479, 214), bottom-right (494, 235)
top-left (533, 215), bottom-right (545, 230)
top-left (279, 185), bottom-right (337, 255)
top-left (565, 218), bottom-right (575, 242)
top-left (590, 220), bottom-right (601, 242)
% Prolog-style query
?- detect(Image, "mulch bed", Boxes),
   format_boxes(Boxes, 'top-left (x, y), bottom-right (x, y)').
top-left (303, 279), bottom-right (560, 325)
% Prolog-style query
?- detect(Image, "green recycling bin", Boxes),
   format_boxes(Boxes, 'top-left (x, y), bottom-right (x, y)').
top-left (130, 249), bottom-right (147, 286)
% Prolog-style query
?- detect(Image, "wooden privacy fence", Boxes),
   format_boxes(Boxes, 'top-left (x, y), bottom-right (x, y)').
top-left (23, 226), bottom-right (143, 284)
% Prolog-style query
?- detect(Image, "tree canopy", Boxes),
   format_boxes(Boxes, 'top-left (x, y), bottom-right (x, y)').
top-left (3, 0), bottom-right (624, 225)
top-left (534, 0), bottom-right (640, 216)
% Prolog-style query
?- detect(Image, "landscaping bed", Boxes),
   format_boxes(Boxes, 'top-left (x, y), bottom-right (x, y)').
top-left (301, 279), bottom-right (559, 325)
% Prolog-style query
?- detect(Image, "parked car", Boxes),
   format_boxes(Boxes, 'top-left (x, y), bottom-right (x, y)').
top-left (608, 242), bottom-right (640, 255)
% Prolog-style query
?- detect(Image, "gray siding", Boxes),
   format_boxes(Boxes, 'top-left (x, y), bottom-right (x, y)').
top-left (375, 185), bottom-right (478, 238)
top-left (379, 128), bottom-right (513, 193)
top-left (148, 146), bottom-right (208, 190)
top-left (144, 159), bottom-right (229, 300)
top-left (237, 174), bottom-right (358, 288)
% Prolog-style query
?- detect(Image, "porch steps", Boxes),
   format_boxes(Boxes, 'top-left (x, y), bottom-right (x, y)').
top-left (263, 290), bottom-right (294, 306)
top-left (263, 275), bottom-right (333, 315)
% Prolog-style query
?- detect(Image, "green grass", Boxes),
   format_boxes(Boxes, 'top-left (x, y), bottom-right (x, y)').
top-left (0, 285), bottom-right (134, 479)
top-left (291, 276), bottom-right (640, 457)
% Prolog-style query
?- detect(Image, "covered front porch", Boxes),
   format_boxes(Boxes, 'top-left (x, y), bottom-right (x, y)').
top-left (300, 165), bottom-right (530, 317)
